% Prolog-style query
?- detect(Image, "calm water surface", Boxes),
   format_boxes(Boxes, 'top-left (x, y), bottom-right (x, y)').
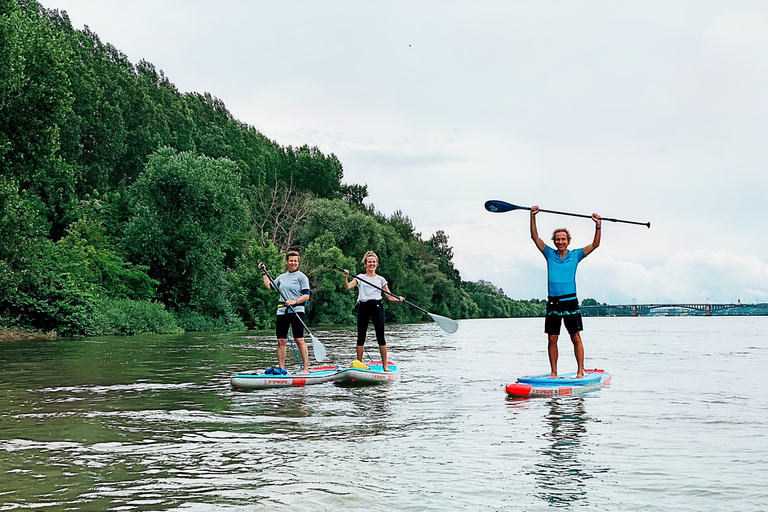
top-left (1, 317), bottom-right (767, 511)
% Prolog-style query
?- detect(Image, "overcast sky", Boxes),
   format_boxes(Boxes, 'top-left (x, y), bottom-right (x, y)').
top-left (50, 0), bottom-right (768, 304)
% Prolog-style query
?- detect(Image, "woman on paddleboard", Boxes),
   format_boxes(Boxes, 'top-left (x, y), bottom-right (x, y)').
top-left (342, 251), bottom-right (404, 371)
top-left (530, 206), bottom-right (601, 379)
top-left (258, 251), bottom-right (310, 375)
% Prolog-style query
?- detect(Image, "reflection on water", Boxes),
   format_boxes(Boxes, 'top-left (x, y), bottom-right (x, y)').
top-left (534, 398), bottom-right (590, 507)
top-left (509, 396), bottom-right (609, 508)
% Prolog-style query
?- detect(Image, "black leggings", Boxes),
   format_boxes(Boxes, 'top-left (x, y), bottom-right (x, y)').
top-left (357, 300), bottom-right (385, 346)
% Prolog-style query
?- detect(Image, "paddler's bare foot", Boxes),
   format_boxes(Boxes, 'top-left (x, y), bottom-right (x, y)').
top-left (548, 372), bottom-right (558, 378)
top-left (576, 372), bottom-right (584, 378)
top-left (383, 364), bottom-right (391, 372)
top-left (301, 371), bottom-right (310, 375)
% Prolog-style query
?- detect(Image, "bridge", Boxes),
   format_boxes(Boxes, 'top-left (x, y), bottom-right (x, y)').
top-left (580, 302), bottom-right (768, 316)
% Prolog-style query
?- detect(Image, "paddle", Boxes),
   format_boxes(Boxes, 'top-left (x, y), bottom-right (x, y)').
top-left (485, 200), bottom-right (650, 228)
top-left (332, 264), bottom-right (459, 334)
top-left (261, 265), bottom-right (327, 362)
top-left (287, 332), bottom-right (302, 370)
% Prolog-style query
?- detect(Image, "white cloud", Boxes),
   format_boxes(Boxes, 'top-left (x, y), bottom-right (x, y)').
top-left (580, 250), bottom-right (768, 304)
top-left (457, 248), bottom-right (768, 305)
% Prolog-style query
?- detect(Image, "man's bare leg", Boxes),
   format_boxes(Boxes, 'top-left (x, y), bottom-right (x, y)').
top-left (548, 334), bottom-right (559, 377)
top-left (570, 332), bottom-right (585, 378)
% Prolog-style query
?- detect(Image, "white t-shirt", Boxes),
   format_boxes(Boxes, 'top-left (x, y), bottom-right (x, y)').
top-left (355, 274), bottom-right (387, 302)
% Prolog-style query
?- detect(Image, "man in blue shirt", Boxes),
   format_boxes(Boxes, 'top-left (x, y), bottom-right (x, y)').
top-left (530, 206), bottom-right (602, 378)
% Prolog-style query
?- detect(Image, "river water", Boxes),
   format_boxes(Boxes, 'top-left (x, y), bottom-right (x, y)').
top-left (1, 316), bottom-right (766, 511)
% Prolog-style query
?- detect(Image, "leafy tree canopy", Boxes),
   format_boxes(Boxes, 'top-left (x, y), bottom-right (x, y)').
top-left (0, 0), bottom-right (545, 336)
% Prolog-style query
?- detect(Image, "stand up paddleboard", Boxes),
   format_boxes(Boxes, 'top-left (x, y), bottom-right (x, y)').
top-left (231, 366), bottom-right (339, 391)
top-left (506, 369), bottom-right (611, 398)
top-left (335, 360), bottom-right (400, 386)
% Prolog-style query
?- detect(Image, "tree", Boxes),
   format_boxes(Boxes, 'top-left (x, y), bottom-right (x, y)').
top-left (341, 183), bottom-right (368, 207)
top-left (0, 2), bottom-right (533, 334)
top-left (295, 198), bottom-right (385, 259)
top-left (428, 230), bottom-right (462, 285)
top-left (300, 232), bottom-right (357, 325)
top-left (0, 237), bottom-right (98, 336)
top-left (0, 1), bottom-right (75, 240)
top-left (275, 145), bottom-right (344, 199)
top-left (248, 177), bottom-right (313, 253)
top-left (0, 1), bottom-right (73, 186)
top-left (122, 148), bottom-right (247, 323)
top-left (57, 217), bottom-right (157, 301)
top-left (228, 238), bottom-right (284, 330)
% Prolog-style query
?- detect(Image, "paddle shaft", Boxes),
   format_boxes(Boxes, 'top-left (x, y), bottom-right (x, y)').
top-left (287, 332), bottom-right (302, 369)
top-left (533, 207), bottom-right (649, 227)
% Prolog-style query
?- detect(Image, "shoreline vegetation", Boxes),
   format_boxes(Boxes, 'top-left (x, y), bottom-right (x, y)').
top-left (1, 1), bottom-right (546, 338)
top-left (5, 299), bottom-right (766, 343)
top-left (0, 328), bottom-right (57, 342)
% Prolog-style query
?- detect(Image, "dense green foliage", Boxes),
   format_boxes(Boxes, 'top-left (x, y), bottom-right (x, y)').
top-left (0, 0), bottom-right (544, 336)
top-left (463, 281), bottom-right (545, 318)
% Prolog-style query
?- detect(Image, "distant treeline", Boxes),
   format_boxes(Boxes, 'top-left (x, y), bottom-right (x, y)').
top-left (0, 0), bottom-right (546, 336)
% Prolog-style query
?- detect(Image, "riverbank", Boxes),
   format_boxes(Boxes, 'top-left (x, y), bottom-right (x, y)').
top-left (0, 328), bottom-right (57, 342)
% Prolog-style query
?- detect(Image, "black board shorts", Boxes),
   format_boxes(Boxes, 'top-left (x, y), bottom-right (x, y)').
top-left (276, 312), bottom-right (306, 339)
top-left (545, 294), bottom-right (583, 335)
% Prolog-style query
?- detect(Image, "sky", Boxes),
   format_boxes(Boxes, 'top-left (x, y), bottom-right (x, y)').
top-left (49, 0), bottom-right (768, 305)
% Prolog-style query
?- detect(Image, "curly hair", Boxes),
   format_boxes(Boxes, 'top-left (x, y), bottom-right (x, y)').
top-left (551, 228), bottom-right (571, 243)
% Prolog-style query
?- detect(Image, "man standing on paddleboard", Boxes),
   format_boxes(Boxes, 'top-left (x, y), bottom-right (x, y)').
top-left (258, 252), bottom-right (311, 375)
top-left (530, 206), bottom-right (601, 378)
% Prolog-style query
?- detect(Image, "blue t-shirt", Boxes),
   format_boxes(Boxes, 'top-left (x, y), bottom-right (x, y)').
top-left (542, 246), bottom-right (586, 298)
top-left (273, 270), bottom-right (310, 315)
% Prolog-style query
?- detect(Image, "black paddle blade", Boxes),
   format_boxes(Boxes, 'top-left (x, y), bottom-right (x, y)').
top-left (484, 200), bottom-right (527, 213)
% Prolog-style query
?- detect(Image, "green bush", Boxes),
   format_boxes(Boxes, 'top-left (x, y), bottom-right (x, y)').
top-left (0, 240), bottom-right (98, 336)
top-left (91, 298), bottom-right (182, 336)
top-left (175, 310), bottom-right (245, 333)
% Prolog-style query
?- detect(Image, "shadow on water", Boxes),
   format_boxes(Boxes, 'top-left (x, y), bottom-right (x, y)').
top-left (508, 396), bottom-right (608, 508)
